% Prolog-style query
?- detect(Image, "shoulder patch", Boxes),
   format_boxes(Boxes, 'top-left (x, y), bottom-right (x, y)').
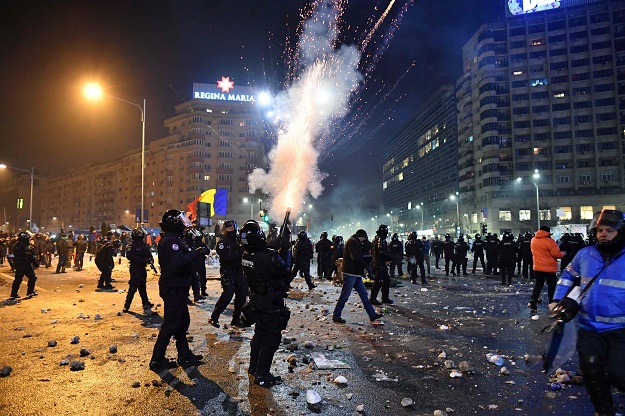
top-left (218, 243), bottom-right (224, 250)
top-left (172, 243), bottom-right (179, 251)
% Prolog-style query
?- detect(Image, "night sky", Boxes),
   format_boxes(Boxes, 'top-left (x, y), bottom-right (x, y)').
top-left (0, 0), bottom-right (503, 209)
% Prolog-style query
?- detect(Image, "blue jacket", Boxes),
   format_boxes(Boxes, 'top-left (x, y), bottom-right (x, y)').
top-left (554, 245), bottom-right (625, 333)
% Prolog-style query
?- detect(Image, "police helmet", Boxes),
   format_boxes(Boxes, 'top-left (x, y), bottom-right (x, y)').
top-left (298, 230), bottom-right (308, 240)
top-left (239, 220), bottom-right (266, 249)
top-left (408, 231), bottom-right (417, 240)
top-left (458, 236), bottom-right (464, 241)
top-left (320, 231), bottom-right (328, 239)
top-left (525, 231), bottom-right (532, 239)
top-left (589, 210), bottom-right (625, 248)
top-left (223, 220), bottom-right (238, 235)
top-left (392, 233), bottom-right (399, 240)
top-left (112, 239), bottom-right (122, 249)
top-left (444, 233), bottom-right (451, 240)
top-left (377, 224), bottom-right (389, 237)
top-left (131, 228), bottom-right (147, 240)
top-left (159, 209), bottom-right (192, 234)
top-left (475, 234), bottom-right (481, 240)
top-left (18, 232), bottom-right (31, 243)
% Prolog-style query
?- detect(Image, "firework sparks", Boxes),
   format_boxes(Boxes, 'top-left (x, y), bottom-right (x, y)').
top-left (249, 0), bottom-right (362, 219)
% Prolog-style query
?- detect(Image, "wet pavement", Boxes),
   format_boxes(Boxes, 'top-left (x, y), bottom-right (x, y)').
top-left (0, 255), bottom-right (623, 415)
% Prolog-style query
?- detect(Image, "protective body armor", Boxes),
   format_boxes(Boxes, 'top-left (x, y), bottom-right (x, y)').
top-left (242, 248), bottom-right (289, 295)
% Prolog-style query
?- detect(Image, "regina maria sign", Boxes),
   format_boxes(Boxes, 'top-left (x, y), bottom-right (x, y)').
top-left (193, 77), bottom-right (255, 103)
top-left (507, 0), bottom-right (604, 16)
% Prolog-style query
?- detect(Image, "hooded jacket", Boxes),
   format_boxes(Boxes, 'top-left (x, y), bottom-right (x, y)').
top-left (531, 229), bottom-right (564, 273)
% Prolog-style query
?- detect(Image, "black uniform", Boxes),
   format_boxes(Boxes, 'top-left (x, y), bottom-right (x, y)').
top-left (405, 237), bottom-right (426, 283)
top-left (471, 237), bottom-right (486, 274)
top-left (518, 235), bottom-right (534, 279)
top-left (431, 237), bottom-right (443, 269)
top-left (388, 235), bottom-right (404, 277)
top-left (453, 238), bottom-right (469, 276)
top-left (11, 238), bottom-right (38, 298)
top-left (242, 246), bottom-right (290, 385)
top-left (184, 233), bottom-right (207, 301)
top-left (498, 236), bottom-right (517, 285)
top-left (291, 236), bottom-right (315, 289)
top-left (327, 236), bottom-right (343, 281)
top-left (96, 242), bottom-right (115, 289)
top-left (124, 239), bottom-right (153, 311)
top-left (370, 233), bottom-right (394, 304)
top-left (486, 235), bottom-right (500, 274)
top-left (150, 233), bottom-right (205, 364)
top-left (442, 236), bottom-right (455, 276)
top-left (315, 235), bottom-right (332, 279)
top-left (212, 232), bottom-right (248, 326)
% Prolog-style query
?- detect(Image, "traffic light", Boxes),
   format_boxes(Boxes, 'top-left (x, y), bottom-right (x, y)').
top-left (482, 223), bottom-right (487, 235)
top-left (17, 198), bottom-right (24, 210)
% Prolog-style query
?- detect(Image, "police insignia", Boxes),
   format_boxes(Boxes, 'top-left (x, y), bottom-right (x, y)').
top-left (172, 244), bottom-right (179, 250)
top-left (218, 243), bottom-right (224, 249)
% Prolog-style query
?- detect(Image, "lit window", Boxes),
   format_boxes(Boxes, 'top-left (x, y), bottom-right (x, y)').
top-left (540, 209), bottom-right (552, 221)
top-left (499, 210), bottom-right (512, 221)
top-left (580, 206), bottom-right (594, 220)
top-left (513, 71), bottom-right (524, 76)
top-left (554, 92), bottom-right (565, 98)
top-left (519, 210), bottom-right (531, 221)
top-left (603, 205), bottom-right (616, 210)
top-left (559, 207), bottom-right (572, 220)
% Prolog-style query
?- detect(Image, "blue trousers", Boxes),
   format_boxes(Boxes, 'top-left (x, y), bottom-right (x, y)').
top-left (333, 273), bottom-right (377, 320)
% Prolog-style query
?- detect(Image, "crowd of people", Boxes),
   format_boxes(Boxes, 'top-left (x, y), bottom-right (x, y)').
top-left (2, 208), bottom-right (625, 414)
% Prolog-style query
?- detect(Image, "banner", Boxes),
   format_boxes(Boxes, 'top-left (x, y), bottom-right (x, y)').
top-left (187, 189), bottom-right (228, 220)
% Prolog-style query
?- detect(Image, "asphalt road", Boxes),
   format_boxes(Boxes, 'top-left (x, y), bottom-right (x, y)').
top-left (0, 254), bottom-right (621, 415)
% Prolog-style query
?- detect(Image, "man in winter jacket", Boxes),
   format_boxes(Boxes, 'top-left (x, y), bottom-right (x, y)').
top-left (528, 226), bottom-right (564, 311)
top-left (551, 210), bottom-right (625, 416)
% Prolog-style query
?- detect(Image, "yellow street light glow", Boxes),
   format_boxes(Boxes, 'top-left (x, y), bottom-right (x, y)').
top-left (84, 83), bottom-right (103, 100)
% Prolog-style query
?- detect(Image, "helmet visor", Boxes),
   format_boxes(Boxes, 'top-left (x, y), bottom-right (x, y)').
top-left (179, 213), bottom-right (193, 228)
top-left (589, 210), bottom-right (625, 232)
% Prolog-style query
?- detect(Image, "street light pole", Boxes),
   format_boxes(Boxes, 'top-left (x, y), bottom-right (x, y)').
top-left (0, 164), bottom-right (34, 231)
top-left (533, 182), bottom-right (540, 230)
top-left (84, 84), bottom-right (146, 226)
top-left (450, 195), bottom-right (460, 235)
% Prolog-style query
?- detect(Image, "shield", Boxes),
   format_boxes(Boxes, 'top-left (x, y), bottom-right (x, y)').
top-left (542, 320), bottom-right (578, 374)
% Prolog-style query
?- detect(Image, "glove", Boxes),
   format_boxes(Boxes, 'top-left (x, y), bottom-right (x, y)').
top-left (195, 246), bottom-right (210, 256)
top-left (550, 297), bottom-right (580, 322)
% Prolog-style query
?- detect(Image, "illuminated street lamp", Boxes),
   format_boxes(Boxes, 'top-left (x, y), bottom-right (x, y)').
top-left (415, 202), bottom-right (424, 229)
top-left (449, 194), bottom-right (460, 235)
top-left (84, 82), bottom-right (146, 226)
top-left (516, 169), bottom-right (541, 229)
top-left (0, 164), bottom-right (34, 231)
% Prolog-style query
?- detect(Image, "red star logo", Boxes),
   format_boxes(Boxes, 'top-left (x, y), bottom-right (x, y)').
top-left (217, 76), bottom-right (234, 93)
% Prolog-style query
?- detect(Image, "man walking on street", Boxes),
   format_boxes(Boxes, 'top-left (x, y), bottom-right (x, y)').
top-left (333, 229), bottom-right (383, 325)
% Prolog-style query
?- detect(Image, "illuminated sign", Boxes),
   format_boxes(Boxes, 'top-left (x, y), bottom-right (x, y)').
top-left (507, 0), bottom-right (604, 16)
top-left (508, 0), bottom-right (560, 15)
top-left (193, 77), bottom-right (255, 103)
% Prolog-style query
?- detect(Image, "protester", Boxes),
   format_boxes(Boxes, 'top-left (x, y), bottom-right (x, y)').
top-left (528, 226), bottom-right (564, 311)
top-left (333, 229), bottom-right (383, 325)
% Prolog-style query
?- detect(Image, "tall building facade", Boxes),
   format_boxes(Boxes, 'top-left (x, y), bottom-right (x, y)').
top-left (383, 86), bottom-right (459, 235)
top-left (457, 0), bottom-right (625, 236)
top-left (40, 80), bottom-right (269, 232)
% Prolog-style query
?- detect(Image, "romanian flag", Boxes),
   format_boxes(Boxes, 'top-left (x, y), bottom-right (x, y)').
top-left (186, 189), bottom-right (228, 220)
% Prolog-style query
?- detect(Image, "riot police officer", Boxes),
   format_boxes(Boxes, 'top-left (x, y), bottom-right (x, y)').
top-left (239, 220), bottom-right (291, 387)
top-left (442, 234), bottom-right (455, 276)
top-left (498, 232), bottom-right (517, 285)
top-left (453, 235), bottom-right (469, 276)
top-left (388, 233), bottom-right (404, 278)
top-left (184, 228), bottom-right (207, 303)
top-left (405, 231), bottom-right (426, 284)
top-left (123, 228), bottom-right (154, 313)
top-left (315, 231), bottom-right (332, 280)
top-left (96, 239), bottom-right (121, 290)
top-left (471, 234), bottom-right (486, 274)
top-left (519, 231), bottom-right (534, 279)
top-left (149, 210), bottom-right (207, 371)
top-left (291, 231), bottom-right (316, 289)
top-left (209, 220), bottom-right (248, 328)
top-left (370, 224), bottom-right (395, 305)
top-left (10, 232), bottom-right (38, 298)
